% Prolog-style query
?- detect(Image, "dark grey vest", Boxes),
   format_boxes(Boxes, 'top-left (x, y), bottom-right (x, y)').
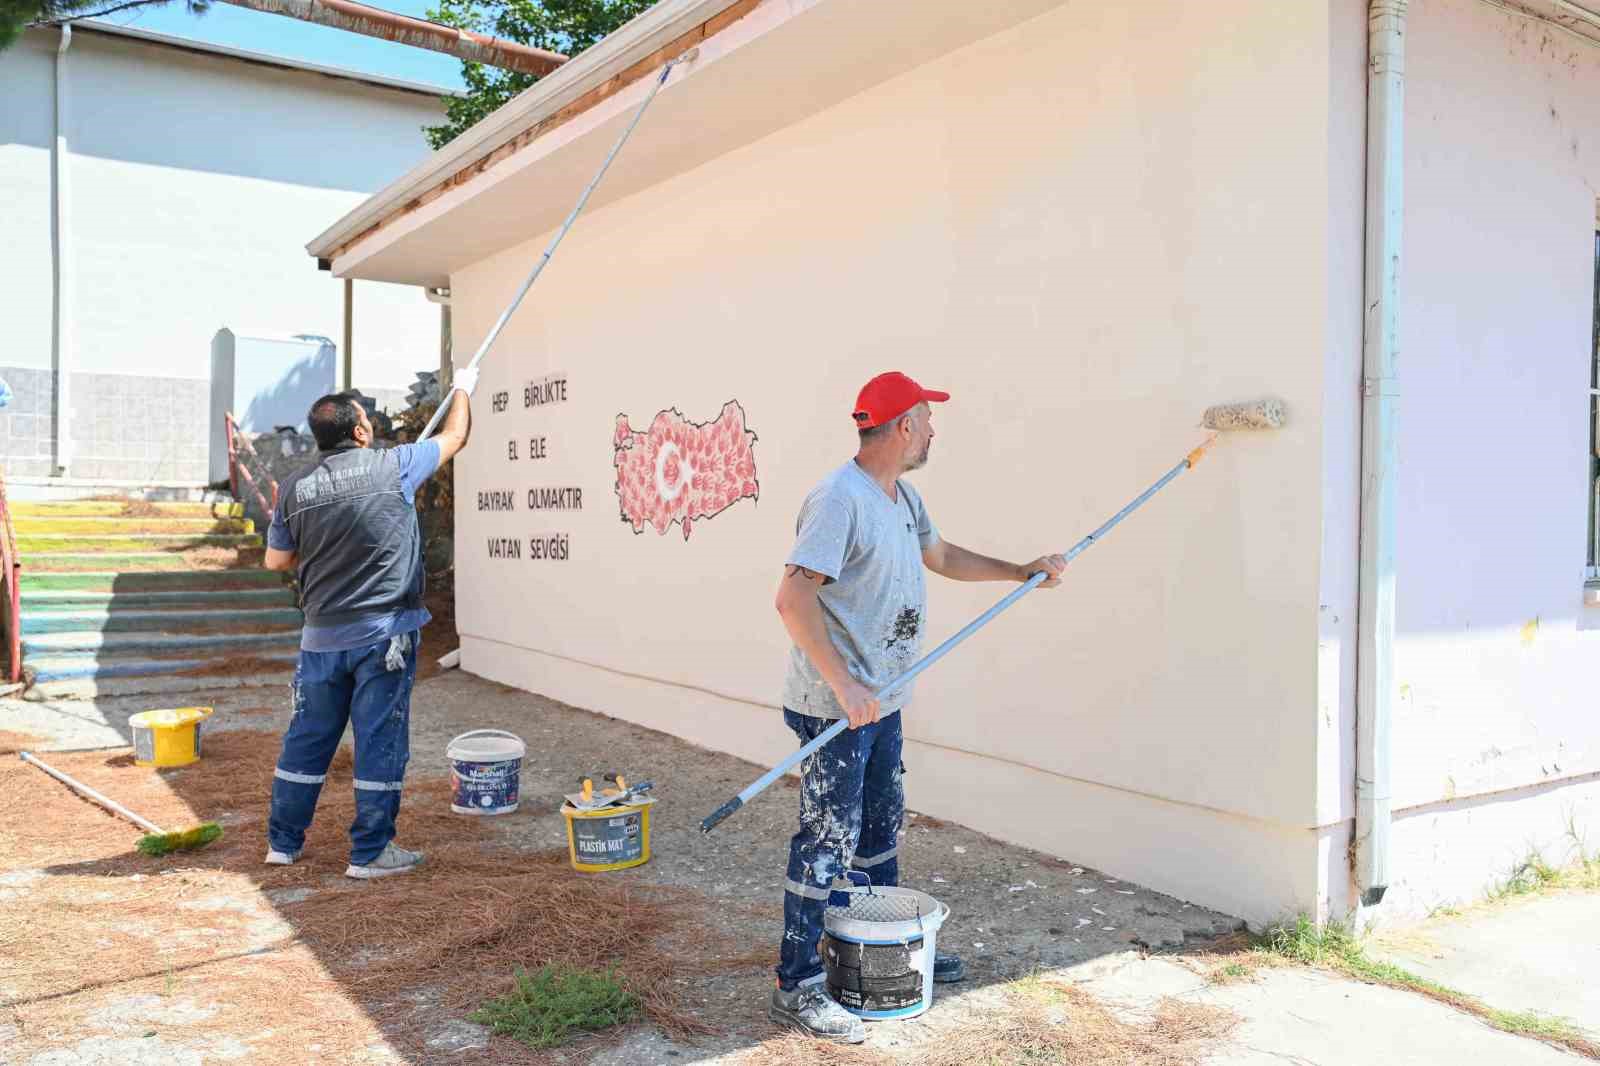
top-left (279, 442), bottom-right (424, 626)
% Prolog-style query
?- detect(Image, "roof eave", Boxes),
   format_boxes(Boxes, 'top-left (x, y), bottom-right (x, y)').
top-left (304, 0), bottom-right (746, 261)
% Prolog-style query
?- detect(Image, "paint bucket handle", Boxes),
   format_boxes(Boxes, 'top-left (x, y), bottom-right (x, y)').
top-left (829, 869), bottom-right (873, 907)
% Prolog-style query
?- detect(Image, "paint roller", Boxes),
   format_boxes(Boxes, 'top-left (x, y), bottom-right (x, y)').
top-left (412, 47), bottom-right (702, 444)
top-left (699, 398), bottom-right (1286, 833)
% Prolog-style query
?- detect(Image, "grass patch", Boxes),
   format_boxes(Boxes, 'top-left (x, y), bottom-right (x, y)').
top-left (1258, 917), bottom-right (1600, 1060)
top-left (469, 964), bottom-right (639, 1050)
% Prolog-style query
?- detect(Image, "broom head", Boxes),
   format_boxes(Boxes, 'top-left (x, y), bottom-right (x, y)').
top-left (137, 822), bottom-right (223, 856)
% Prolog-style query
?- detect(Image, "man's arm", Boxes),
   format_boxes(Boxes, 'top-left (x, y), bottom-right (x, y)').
top-left (264, 547), bottom-right (297, 572)
top-left (774, 566), bottom-right (881, 729)
top-left (431, 387), bottom-right (473, 466)
top-left (923, 540), bottom-right (1067, 587)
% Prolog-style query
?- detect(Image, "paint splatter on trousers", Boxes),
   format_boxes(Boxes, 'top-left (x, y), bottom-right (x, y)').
top-left (268, 632), bottom-right (418, 864)
top-left (777, 707), bottom-right (904, 990)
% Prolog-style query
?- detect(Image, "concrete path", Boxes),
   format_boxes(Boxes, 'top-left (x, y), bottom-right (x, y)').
top-left (1369, 892), bottom-right (1600, 1040)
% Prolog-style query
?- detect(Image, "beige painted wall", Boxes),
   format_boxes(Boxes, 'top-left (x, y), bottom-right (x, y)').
top-left (451, 0), bottom-right (1336, 925)
top-left (1376, 0), bottom-right (1600, 916)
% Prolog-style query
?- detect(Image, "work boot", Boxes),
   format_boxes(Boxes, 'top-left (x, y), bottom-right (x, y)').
top-left (933, 951), bottom-right (965, 983)
top-left (264, 847), bottom-right (301, 866)
top-left (769, 982), bottom-right (866, 1044)
top-left (345, 842), bottom-right (424, 880)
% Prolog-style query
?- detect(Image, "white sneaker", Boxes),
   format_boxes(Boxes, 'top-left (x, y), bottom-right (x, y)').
top-left (769, 982), bottom-right (865, 1044)
top-left (345, 842), bottom-right (424, 880)
top-left (264, 848), bottom-right (301, 866)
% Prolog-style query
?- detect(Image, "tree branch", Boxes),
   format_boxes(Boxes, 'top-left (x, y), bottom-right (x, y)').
top-left (30, 0), bottom-right (175, 27)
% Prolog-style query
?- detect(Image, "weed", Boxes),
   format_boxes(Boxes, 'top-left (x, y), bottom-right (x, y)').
top-left (469, 964), bottom-right (639, 1050)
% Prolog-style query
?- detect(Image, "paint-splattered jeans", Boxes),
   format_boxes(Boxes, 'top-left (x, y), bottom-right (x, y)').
top-left (777, 707), bottom-right (903, 990)
top-left (267, 632), bottom-right (418, 864)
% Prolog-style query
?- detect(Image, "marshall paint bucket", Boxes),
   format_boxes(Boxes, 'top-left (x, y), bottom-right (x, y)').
top-left (562, 798), bottom-right (656, 872)
top-left (822, 873), bottom-right (949, 1020)
top-left (129, 706), bottom-right (212, 768)
top-left (447, 729), bottom-right (525, 815)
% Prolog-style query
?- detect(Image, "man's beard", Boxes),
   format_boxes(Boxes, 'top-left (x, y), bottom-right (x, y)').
top-left (906, 442), bottom-right (930, 471)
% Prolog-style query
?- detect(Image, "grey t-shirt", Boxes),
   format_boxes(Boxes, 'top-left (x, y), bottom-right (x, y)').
top-left (782, 460), bottom-right (940, 719)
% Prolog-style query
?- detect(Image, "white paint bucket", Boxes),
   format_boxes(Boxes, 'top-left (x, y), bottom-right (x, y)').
top-left (822, 879), bottom-right (949, 1020)
top-left (446, 729), bottom-right (525, 815)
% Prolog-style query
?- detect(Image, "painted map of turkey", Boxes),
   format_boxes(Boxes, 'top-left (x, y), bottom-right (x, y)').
top-left (612, 401), bottom-right (760, 541)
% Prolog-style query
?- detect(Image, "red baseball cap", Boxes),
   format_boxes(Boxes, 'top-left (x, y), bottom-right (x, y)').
top-left (852, 372), bottom-right (951, 429)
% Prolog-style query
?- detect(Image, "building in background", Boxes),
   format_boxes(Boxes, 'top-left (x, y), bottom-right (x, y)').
top-left (1, 22), bottom-right (453, 484)
top-left (310, 0), bottom-right (1600, 927)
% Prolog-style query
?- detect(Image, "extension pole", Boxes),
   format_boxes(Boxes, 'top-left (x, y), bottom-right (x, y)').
top-left (415, 52), bottom-right (694, 445)
top-left (700, 436), bottom-right (1220, 833)
top-left (20, 750), bottom-right (166, 835)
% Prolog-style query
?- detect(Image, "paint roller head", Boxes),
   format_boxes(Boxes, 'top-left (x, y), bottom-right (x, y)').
top-left (675, 46), bottom-right (701, 64)
top-left (1201, 397), bottom-right (1287, 432)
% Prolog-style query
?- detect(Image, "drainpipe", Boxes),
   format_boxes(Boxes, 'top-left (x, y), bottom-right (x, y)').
top-left (1355, 0), bottom-right (1406, 909)
top-left (52, 25), bottom-right (74, 477)
top-left (424, 287), bottom-right (451, 391)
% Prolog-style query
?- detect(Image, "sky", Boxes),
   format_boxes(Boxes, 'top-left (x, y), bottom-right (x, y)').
top-left (91, 0), bottom-right (467, 91)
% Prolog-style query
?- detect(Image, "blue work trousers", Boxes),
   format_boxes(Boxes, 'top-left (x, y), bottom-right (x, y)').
top-left (267, 632), bottom-right (418, 864)
top-left (777, 708), bottom-right (904, 990)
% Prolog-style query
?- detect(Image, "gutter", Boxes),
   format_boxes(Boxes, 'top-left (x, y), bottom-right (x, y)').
top-left (1355, 0), bottom-right (1406, 909)
top-left (305, 0), bottom-right (749, 261)
top-left (52, 25), bottom-right (74, 477)
top-left (213, 0), bottom-right (566, 76)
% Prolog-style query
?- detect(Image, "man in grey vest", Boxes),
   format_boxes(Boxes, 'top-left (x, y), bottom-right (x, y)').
top-left (263, 372), bottom-right (475, 878)
top-left (768, 372), bottom-right (1066, 1042)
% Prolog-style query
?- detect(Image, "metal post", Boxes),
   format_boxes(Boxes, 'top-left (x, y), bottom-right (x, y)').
top-left (342, 277), bottom-right (354, 392)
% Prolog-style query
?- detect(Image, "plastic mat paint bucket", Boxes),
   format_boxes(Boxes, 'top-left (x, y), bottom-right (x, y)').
top-left (562, 798), bottom-right (655, 872)
top-left (129, 706), bottom-right (213, 768)
top-left (447, 729), bottom-right (525, 815)
top-left (822, 873), bottom-right (949, 1020)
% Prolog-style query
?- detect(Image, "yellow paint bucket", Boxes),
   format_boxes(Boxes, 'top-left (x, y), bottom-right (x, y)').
top-left (562, 798), bottom-right (656, 872)
top-left (129, 706), bottom-right (213, 768)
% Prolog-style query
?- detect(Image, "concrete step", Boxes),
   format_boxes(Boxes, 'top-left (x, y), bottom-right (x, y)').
top-left (19, 606), bottom-right (303, 635)
top-left (23, 649), bottom-right (299, 683)
top-left (2, 478), bottom-right (230, 505)
top-left (22, 569), bottom-right (285, 592)
top-left (24, 664), bottom-right (297, 701)
top-left (9, 500), bottom-right (243, 518)
top-left (23, 551), bottom-right (263, 573)
top-left (14, 516), bottom-right (255, 535)
top-left (16, 532), bottom-right (263, 553)
top-left (20, 587), bottom-right (297, 610)
top-left (22, 629), bottom-right (301, 657)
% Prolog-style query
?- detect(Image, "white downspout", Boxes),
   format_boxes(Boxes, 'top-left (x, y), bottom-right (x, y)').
top-left (1355, 0), bottom-right (1406, 909)
top-left (52, 25), bottom-right (74, 476)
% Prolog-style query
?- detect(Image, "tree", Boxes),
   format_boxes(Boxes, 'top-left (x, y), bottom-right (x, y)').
top-left (2, 0), bottom-right (203, 50)
top-left (423, 0), bottom-right (655, 149)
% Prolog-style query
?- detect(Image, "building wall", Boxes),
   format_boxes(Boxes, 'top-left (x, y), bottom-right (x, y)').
top-left (1379, 0), bottom-right (1600, 915)
top-left (0, 28), bottom-right (445, 480)
top-left (449, 0), bottom-right (1337, 925)
top-left (1312, 0), bottom-right (1372, 921)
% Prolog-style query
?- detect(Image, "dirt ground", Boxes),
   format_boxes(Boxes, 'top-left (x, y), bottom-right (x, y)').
top-left (0, 673), bottom-right (1248, 1066)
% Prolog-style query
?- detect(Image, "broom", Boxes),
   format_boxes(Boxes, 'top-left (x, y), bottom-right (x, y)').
top-left (701, 398), bottom-right (1288, 832)
top-left (19, 750), bottom-right (223, 856)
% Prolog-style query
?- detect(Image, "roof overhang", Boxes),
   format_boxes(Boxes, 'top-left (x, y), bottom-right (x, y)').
top-left (307, 0), bottom-right (1069, 287)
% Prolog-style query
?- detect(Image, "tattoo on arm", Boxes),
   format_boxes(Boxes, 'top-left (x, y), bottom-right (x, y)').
top-left (785, 565), bottom-right (825, 584)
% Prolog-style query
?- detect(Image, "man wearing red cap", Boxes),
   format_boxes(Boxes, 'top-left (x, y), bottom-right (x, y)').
top-left (768, 371), bottom-right (1067, 1042)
